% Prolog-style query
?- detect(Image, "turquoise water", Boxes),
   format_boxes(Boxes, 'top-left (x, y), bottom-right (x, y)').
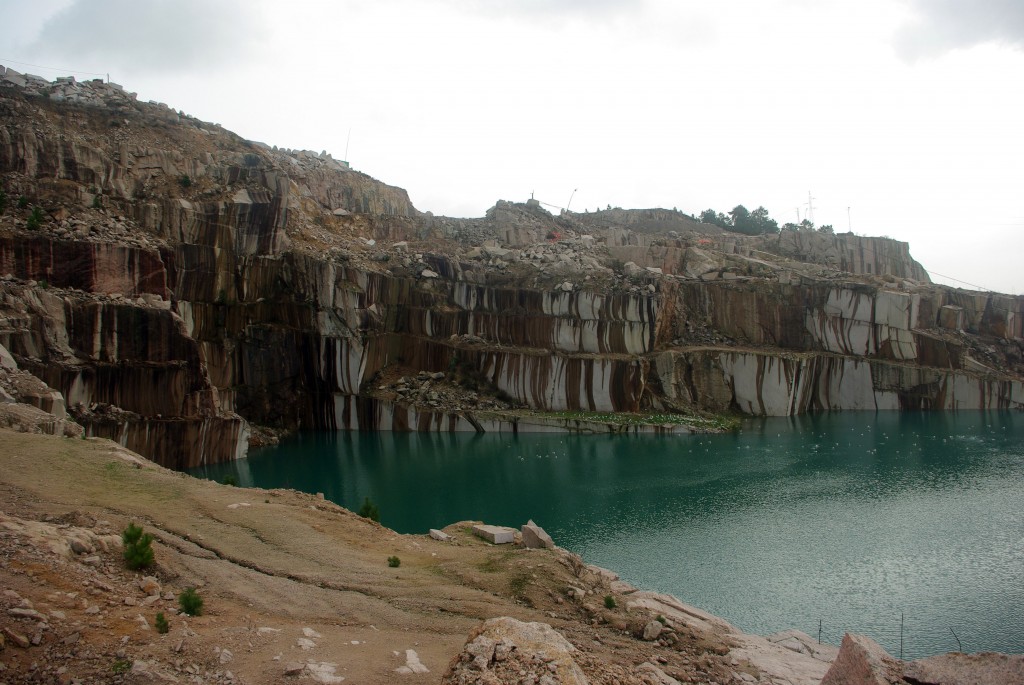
top-left (191, 412), bottom-right (1024, 659)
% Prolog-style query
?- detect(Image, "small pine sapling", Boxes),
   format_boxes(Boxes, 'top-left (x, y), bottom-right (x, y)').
top-left (155, 611), bottom-right (169, 634)
top-left (122, 523), bottom-right (154, 570)
top-left (387, 556), bottom-right (401, 568)
top-left (178, 587), bottom-right (203, 616)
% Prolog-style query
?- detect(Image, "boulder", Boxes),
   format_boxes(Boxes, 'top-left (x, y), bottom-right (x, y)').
top-left (2, 626), bottom-right (30, 648)
top-left (819, 633), bottom-right (904, 685)
top-left (139, 576), bottom-right (161, 596)
top-left (636, 661), bottom-right (681, 685)
top-left (521, 519), bottom-right (554, 549)
top-left (903, 652), bottom-right (1024, 685)
top-left (642, 620), bottom-right (664, 641)
top-left (429, 528), bottom-right (452, 542)
top-left (623, 261), bottom-right (645, 277)
top-left (442, 617), bottom-right (589, 685)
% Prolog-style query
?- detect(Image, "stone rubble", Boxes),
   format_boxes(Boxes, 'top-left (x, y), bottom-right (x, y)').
top-left (441, 617), bottom-right (590, 685)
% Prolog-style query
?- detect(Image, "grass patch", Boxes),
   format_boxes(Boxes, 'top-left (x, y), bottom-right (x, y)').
top-left (477, 550), bottom-right (515, 573)
top-left (509, 571), bottom-right (531, 600)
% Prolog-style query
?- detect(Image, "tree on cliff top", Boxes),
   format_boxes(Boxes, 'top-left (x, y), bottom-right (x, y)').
top-left (700, 205), bottom-right (779, 235)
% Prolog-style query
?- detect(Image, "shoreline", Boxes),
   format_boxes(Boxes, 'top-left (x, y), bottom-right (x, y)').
top-left (0, 428), bottom-right (836, 684)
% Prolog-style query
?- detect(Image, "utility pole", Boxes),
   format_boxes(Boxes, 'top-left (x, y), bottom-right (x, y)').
top-left (344, 128), bottom-right (351, 163)
top-left (567, 188), bottom-right (578, 211)
top-left (807, 191), bottom-right (816, 225)
top-left (847, 206), bottom-right (852, 232)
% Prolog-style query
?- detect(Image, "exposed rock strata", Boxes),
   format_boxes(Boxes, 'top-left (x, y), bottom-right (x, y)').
top-left (1, 70), bottom-right (1022, 467)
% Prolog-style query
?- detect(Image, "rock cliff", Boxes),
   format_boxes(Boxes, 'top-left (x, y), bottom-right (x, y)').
top-left (1, 67), bottom-right (1022, 467)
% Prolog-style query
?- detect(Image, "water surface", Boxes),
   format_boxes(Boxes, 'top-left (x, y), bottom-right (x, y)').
top-left (191, 412), bottom-right (1024, 659)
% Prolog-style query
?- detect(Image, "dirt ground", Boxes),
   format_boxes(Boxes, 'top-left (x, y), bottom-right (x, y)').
top-left (0, 429), bottom-right (769, 685)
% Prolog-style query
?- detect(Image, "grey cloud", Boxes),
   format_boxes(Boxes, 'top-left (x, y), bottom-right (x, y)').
top-left (29, 0), bottom-right (266, 72)
top-left (447, 0), bottom-right (644, 20)
top-left (896, 0), bottom-right (1024, 59)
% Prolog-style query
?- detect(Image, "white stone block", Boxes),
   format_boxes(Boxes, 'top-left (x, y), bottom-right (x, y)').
top-left (472, 524), bottom-right (515, 544)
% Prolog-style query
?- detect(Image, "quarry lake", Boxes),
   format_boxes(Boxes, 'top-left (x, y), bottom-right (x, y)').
top-left (191, 411), bottom-right (1024, 659)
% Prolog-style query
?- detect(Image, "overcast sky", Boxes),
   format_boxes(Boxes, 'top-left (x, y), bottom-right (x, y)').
top-left (3, 0), bottom-right (1023, 293)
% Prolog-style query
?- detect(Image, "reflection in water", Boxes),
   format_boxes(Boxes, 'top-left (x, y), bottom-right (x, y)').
top-left (191, 412), bottom-right (1024, 659)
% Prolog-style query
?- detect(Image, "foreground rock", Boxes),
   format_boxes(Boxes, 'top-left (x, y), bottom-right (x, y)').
top-left (820, 633), bottom-right (1024, 685)
top-left (521, 519), bottom-right (555, 549)
top-left (821, 633), bottom-right (905, 685)
top-left (442, 617), bottom-right (589, 685)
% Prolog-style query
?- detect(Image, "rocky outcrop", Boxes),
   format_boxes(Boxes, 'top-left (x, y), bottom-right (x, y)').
top-left (441, 617), bottom-right (589, 685)
top-left (2, 69), bottom-right (1022, 467)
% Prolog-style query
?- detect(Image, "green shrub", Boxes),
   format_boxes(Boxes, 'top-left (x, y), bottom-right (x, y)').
top-left (122, 523), bottom-right (154, 570)
top-left (111, 659), bottom-right (132, 674)
top-left (155, 611), bottom-right (169, 634)
top-left (221, 474), bottom-right (238, 486)
top-left (178, 587), bottom-right (203, 616)
top-left (358, 497), bottom-right (380, 522)
top-left (0, 189), bottom-right (6, 215)
top-left (387, 556), bottom-right (401, 568)
top-left (604, 594), bottom-right (616, 609)
top-left (92, 195), bottom-right (103, 209)
top-left (178, 174), bottom-right (192, 188)
top-left (26, 207), bottom-right (44, 230)
top-left (17, 195), bottom-right (28, 209)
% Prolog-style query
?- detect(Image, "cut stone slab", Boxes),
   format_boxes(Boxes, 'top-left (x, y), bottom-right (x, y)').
top-left (429, 529), bottom-right (452, 542)
top-left (521, 519), bottom-right (555, 549)
top-left (472, 524), bottom-right (515, 544)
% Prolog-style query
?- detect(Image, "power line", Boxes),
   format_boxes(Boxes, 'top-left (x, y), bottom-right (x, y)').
top-left (923, 270), bottom-right (992, 292)
top-left (0, 58), bottom-right (106, 77)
